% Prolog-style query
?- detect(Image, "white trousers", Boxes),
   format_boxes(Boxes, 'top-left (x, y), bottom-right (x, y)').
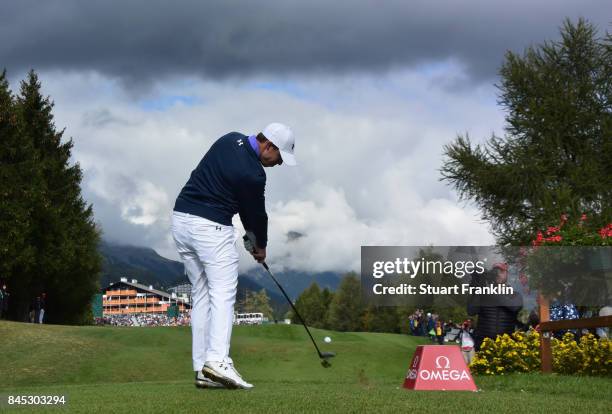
top-left (171, 211), bottom-right (239, 371)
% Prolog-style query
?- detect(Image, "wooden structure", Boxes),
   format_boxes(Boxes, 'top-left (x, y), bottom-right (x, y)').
top-left (538, 294), bottom-right (612, 373)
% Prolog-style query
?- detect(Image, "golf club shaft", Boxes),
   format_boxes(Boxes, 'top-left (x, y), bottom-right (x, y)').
top-left (261, 262), bottom-right (326, 359)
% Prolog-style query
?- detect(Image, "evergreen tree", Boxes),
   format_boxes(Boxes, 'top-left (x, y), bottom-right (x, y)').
top-left (5, 70), bottom-right (102, 323)
top-left (254, 289), bottom-right (273, 320)
top-left (242, 289), bottom-right (274, 320)
top-left (362, 305), bottom-right (400, 333)
top-left (327, 273), bottom-right (364, 331)
top-left (291, 282), bottom-right (326, 328)
top-left (241, 289), bottom-right (256, 313)
top-left (441, 19), bottom-right (611, 245)
top-left (320, 287), bottom-right (334, 328)
top-left (0, 69), bottom-right (41, 320)
top-left (321, 287), bottom-right (333, 308)
top-left (396, 305), bottom-right (414, 335)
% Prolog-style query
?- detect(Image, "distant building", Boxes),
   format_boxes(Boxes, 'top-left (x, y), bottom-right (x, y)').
top-left (169, 283), bottom-right (192, 303)
top-left (102, 278), bottom-right (190, 315)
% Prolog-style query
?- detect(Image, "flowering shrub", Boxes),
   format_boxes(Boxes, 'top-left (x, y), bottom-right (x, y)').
top-left (470, 330), bottom-right (612, 377)
top-left (531, 214), bottom-right (612, 247)
top-left (523, 214), bottom-right (612, 299)
top-left (556, 332), bottom-right (612, 376)
top-left (470, 330), bottom-right (541, 375)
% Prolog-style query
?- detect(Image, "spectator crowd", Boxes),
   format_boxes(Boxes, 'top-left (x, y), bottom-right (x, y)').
top-left (95, 312), bottom-right (191, 327)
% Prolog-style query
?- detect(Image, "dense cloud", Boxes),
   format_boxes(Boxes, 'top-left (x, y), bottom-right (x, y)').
top-left (3, 2), bottom-right (604, 271)
top-left (22, 69), bottom-right (500, 271)
top-left (1, 1), bottom-right (609, 89)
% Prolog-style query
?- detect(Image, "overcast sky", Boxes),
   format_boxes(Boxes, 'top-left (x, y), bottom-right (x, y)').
top-left (2, 1), bottom-right (609, 272)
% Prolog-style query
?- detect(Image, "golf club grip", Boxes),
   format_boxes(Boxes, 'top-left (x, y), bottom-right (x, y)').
top-left (261, 263), bottom-right (325, 358)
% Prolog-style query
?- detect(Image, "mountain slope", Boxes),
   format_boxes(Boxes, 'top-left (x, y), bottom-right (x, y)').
top-left (99, 240), bottom-right (185, 289)
top-left (98, 240), bottom-right (344, 317)
top-left (245, 267), bottom-right (343, 300)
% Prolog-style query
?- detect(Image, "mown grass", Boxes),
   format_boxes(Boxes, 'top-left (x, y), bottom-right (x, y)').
top-left (0, 321), bottom-right (610, 413)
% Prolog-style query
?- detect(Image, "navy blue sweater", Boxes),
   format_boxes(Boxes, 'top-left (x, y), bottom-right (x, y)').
top-left (174, 132), bottom-right (268, 248)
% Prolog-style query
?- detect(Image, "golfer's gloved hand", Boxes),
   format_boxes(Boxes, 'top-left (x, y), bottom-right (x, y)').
top-left (243, 232), bottom-right (266, 263)
top-left (243, 233), bottom-right (255, 253)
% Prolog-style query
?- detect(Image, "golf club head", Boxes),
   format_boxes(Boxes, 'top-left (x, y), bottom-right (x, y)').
top-left (320, 351), bottom-right (336, 368)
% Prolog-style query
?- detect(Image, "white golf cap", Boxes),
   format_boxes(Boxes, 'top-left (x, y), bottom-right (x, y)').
top-left (262, 122), bottom-right (297, 166)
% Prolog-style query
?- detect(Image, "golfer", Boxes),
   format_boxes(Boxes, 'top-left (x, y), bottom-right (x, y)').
top-left (171, 123), bottom-right (296, 390)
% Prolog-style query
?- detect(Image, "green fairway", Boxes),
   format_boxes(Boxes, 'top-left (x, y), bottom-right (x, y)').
top-left (0, 321), bottom-right (610, 413)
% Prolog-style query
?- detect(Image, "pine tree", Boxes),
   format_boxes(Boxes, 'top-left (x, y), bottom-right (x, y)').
top-left (292, 282), bottom-right (326, 328)
top-left (362, 305), bottom-right (400, 333)
top-left (239, 289), bottom-right (254, 313)
top-left (327, 273), bottom-right (364, 331)
top-left (396, 305), bottom-right (415, 335)
top-left (12, 70), bottom-right (101, 323)
top-left (320, 287), bottom-right (333, 328)
top-left (242, 289), bottom-right (273, 320)
top-left (254, 289), bottom-right (273, 320)
top-left (0, 69), bottom-right (40, 320)
top-left (441, 19), bottom-right (611, 245)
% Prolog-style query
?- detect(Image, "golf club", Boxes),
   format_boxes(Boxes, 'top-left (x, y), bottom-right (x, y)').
top-left (243, 233), bottom-right (336, 368)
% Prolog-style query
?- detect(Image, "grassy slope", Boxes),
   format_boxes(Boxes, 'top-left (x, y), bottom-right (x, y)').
top-left (0, 321), bottom-right (610, 413)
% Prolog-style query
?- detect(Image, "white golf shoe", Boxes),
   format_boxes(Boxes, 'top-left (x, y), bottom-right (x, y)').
top-left (202, 361), bottom-right (253, 389)
top-left (195, 370), bottom-right (225, 389)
